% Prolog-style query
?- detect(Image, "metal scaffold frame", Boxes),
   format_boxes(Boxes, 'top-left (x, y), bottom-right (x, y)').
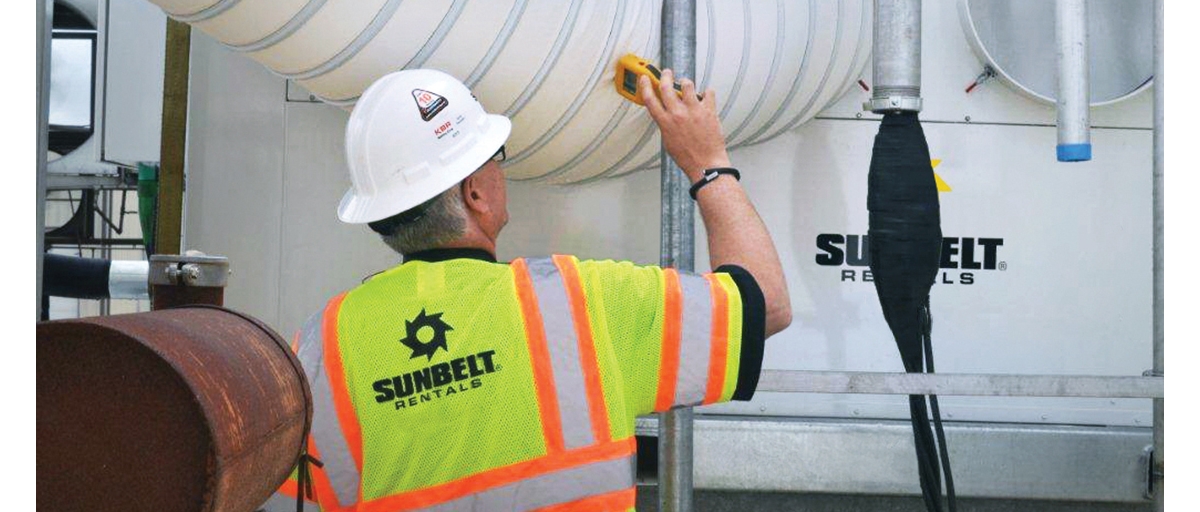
top-left (37, 0), bottom-right (53, 321)
top-left (653, 0), bottom-right (1164, 510)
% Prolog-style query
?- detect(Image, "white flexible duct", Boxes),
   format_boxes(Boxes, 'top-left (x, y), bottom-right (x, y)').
top-left (148, 0), bottom-right (871, 184)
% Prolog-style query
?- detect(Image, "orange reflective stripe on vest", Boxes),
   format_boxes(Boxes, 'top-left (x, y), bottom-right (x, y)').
top-left (530, 487), bottom-right (637, 512)
top-left (703, 274), bottom-right (732, 405)
top-left (302, 257), bottom-right (644, 511)
top-left (291, 295), bottom-right (363, 509)
top-left (653, 270), bottom-right (726, 409)
top-left (551, 254), bottom-right (612, 445)
top-left (655, 269), bottom-right (683, 411)
top-left (322, 291), bottom-right (366, 491)
top-left (359, 438), bottom-right (636, 512)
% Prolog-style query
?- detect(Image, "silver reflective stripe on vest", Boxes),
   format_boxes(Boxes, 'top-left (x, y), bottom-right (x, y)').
top-left (419, 454), bottom-right (635, 512)
top-left (296, 309), bottom-right (361, 506)
top-left (258, 492), bottom-right (320, 512)
top-left (675, 272), bottom-right (715, 406)
top-left (525, 257), bottom-right (595, 450)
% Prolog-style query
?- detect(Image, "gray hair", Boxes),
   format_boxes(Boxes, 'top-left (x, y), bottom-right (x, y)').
top-left (376, 186), bottom-right (468, 255)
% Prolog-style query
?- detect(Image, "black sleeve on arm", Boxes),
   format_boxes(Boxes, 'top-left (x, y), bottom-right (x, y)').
top-left (714, 264), bottom-right (766, 401)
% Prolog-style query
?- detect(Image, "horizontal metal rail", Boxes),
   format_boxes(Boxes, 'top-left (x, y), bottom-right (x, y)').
top-left (756, 370), bottom-right (1163, 399)
top-left (46, 174), bottom-right (132, 190)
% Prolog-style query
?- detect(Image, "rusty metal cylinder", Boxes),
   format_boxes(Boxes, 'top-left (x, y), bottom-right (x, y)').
top-left (37, 306), bottom-right (311, 512)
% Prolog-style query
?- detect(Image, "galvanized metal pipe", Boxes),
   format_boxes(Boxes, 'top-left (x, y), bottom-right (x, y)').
top-left (1055, 0), bottom-right (1091, 162)
top-left (866, 0), bottom-right (922, 113)
top-left (756, 370), bottom-right (1163, 398)
top-left (1152, 0), bottom-right (1164, 508)
top-left (658, 0), bottom-right (696, 510)
top-left (36, 0), bottom-right (53, 320)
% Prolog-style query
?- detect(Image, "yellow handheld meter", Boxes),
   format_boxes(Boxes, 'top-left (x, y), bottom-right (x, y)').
top-left (614, 53), bottom-right (688, 106)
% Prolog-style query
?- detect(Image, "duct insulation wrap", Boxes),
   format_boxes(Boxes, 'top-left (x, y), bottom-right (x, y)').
top-left (146, 0), bottom-right (871, 183)
top-left (37, 307), bottom-right (311, 512)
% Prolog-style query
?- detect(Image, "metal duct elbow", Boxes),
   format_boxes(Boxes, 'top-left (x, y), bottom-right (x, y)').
top-left (144, 0), bottom-right (872, 184)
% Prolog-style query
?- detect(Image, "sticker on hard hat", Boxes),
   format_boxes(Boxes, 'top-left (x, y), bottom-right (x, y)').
top-left (412, 89), bottom-right (449, 121)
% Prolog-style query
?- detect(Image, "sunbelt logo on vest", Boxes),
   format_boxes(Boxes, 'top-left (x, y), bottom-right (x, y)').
top-left (814, 234), bottom-right (1007, 285)
top-left (372, 308), bottom-right (501, 410)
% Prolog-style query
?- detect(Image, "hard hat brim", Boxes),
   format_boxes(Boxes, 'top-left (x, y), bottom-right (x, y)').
top-left (337, 114), bottom-right (512, 224)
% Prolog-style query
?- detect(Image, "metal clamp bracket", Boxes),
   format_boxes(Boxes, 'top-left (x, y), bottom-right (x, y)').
top-left (149, 254), bottom-right (230, 287)
top-left (1140, 444), bottom-right (1161, 500)
top-left (864, 95), bottom-right (923, 114)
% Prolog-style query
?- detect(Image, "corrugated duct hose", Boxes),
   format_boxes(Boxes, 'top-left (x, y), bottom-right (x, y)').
top-left (143, 0), bottom-right (872, 184)
top-left (868, 111), bottom-right (955, 512)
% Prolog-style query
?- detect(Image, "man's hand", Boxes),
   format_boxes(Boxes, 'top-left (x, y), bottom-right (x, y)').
top-left (636, 68), bottom-right (792, 338)
top-left (638, 69), bottom-right (731, 181)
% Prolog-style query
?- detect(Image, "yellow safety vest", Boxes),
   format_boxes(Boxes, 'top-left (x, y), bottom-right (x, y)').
top-left (261, 250), bottom-right (764, 512)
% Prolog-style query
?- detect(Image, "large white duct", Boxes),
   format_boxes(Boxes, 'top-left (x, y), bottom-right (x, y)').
top-left (148, 0), bottom-right (871, 183)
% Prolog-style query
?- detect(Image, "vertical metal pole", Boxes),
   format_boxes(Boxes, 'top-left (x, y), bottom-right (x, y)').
top-left (1151, 0), bottom-right (1164, 509)
top-left (658, 1), bottom-right (696, 511)
top-left (156, 19), bottom-right (192, 257)
top-left (866, 0), bottom-right (922, 114)
top-left (37, 0), bottom-right (54, 320)
top-left (1055, 0), bottom-right (1091, 162)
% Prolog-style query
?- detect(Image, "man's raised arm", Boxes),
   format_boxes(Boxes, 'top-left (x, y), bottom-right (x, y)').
top-left (638, 69), bottom-right (792, 337)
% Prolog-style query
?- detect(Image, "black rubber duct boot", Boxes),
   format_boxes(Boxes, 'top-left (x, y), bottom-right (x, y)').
top-left (867, 111), bottom-right (955, 512)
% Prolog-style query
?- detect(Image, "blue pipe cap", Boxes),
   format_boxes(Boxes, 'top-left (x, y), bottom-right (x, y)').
top-left (1057, 143), bottom-right (1092, 162)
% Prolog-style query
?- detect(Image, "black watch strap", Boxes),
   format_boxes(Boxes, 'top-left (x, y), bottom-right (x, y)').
top-left (689, 167), bottom-right (741, 200)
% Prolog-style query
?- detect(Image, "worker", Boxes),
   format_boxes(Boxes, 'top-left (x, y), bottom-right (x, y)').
top-left (260, 67), bottom-right (791, 512)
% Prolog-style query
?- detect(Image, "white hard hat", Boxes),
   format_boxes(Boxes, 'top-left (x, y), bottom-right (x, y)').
top-left (338, 69), bottom-right (512, 224)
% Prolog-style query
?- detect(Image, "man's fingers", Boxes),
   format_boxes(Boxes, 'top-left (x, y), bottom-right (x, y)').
top-left (680, 79), bottom-right (699, 107)
top-left (703, 87), bottom-right (719, 112)
top-left (659, 68), bottom-right (684, 112)
top-left (639, 75), bottom-right (666, 120)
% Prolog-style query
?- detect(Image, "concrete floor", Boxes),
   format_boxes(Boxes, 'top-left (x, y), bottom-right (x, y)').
top-left (633, 486), bottom-right (1154, 512)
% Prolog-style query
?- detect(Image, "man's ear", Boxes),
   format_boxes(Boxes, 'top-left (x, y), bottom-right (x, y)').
top-left (460, 171), bottom-right (489, 215)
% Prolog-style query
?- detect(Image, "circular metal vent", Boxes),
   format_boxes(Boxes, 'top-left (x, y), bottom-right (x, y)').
top-left (959, 0), bottom-right (1153, 106)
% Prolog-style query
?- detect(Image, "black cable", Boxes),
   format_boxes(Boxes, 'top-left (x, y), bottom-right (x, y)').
top-left (923, 299), bottom-right (957, 512)
top-left (910, 396), bottom-right (942, 512)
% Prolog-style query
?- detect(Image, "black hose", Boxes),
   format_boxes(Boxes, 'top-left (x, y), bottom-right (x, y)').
top-left (867, 111), bottom-right (956, 512)
top-left (925, 302), bottom-right (956, 510)
top-left (43, 253), bottom-right (111, 300)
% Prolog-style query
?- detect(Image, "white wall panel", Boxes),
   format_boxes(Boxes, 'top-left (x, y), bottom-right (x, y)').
top-left (99, 0), bottom-right (166, 164)
top-left (699, 119), bottom-right (1153, 427)
top-left (817, 0), bottom-right (1152, 131)
top-left (181, 0), bottom-right (1155, 428)
top-left (277, 103), bottom-right (397, 335)
top-left (501, 170), bottom-right (661, 266)
top-left (183, 34), bottom-right (286, 327)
